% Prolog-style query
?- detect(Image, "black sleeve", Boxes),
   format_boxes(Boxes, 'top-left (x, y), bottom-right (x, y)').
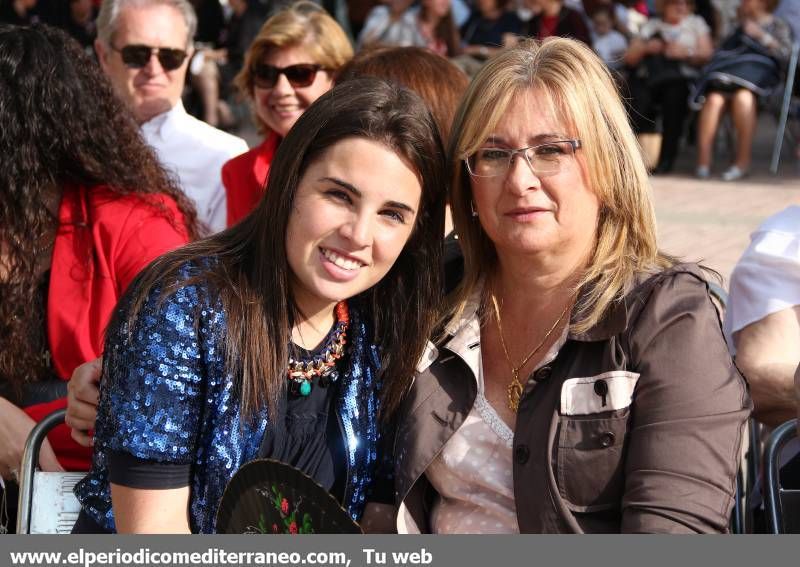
top-left (367, 418), bottom-right (398, 505)
top-left (107, 450), bottom-right (191, 490)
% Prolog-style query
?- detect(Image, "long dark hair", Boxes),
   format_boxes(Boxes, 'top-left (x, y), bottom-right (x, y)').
top-left (421, 1), bottom-right (461, 57)
top-left (125, 78), bottom-right (446, 420)
top-left (0, 24), bottom-right (199, 391)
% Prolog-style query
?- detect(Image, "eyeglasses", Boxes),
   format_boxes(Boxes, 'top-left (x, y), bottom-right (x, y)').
top-left (251, 63), bottom-right (325, 89)
top-left (466, 139), bottom-right (582, 178)
top-left (111, 44), bottom-right (188, 71)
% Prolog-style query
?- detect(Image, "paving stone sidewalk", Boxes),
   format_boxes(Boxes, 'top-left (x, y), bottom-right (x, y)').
top-left (653, 173), bottom-right (799, 285)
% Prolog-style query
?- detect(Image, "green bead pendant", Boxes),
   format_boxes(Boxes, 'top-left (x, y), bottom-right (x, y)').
top-left (299, 381), bottom-right (312, 396)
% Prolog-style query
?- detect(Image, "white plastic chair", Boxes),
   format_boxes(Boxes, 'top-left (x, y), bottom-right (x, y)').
top-left (16, 409), bottom-right (85, 534)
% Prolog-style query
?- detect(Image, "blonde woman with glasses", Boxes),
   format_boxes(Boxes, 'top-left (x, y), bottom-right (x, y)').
top-left (391, 37), bottom-right (750, 534)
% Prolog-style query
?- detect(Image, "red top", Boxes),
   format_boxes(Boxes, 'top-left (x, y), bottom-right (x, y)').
top-left (21, 184), bottom-right (190, 471)
top-left (540, 14), bottom-right (559, 39)
top-left (222, 133), bottom-right (280, 227)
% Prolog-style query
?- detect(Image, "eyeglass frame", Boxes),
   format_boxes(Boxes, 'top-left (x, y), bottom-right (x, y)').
top-left (251, 63), bottom-right (328, 89)
top-left (110, 44), bottom-right (190, 71)
top-left (465, 139), bottom-right (583, 179)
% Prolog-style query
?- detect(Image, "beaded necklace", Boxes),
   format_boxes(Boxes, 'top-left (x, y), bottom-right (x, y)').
top-left (287, 301), bottom-right (349, 397)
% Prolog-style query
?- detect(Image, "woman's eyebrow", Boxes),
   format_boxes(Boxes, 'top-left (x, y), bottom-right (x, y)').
top-left (385, 200), bottom-right (416, 215)
top-left (320, 176), bottom-right (416, 214)
top-left (320, 176), bottom-right (360, 196)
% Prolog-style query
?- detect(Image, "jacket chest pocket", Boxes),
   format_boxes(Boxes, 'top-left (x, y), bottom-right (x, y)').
top-left (554, 371), bottom-right (639, 512)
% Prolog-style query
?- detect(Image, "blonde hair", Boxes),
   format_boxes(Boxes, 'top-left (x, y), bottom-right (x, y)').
top-left (235, 1), bottom-right (353, 130)
top-left (447, 38), bottom-right (673, 333)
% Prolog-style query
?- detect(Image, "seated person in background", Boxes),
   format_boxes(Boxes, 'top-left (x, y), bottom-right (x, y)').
top-left (94, 0), bottom-right (248, 233)
top-left (623, 0), bottom-right (712, 174)
top-left (0, 23), bottom-right (196, 531)
top-left (591, 4), bottom-right (628, 68)
top-left (64, 0), bottom-right (97, 49)
top-left (776, 0), bottom-right (800, 40)
top-left (0, 0), bottom-right (37, 25)
top-left (693, 0), bottom-right (793, 182)
top-left (359, 0), bottom-right (461, 56)
top-left (187, 0), bottom-right (233, 128)
top-left (223, 1), bottom-right (352, 227)
top-left (614, 0), bottom-right (650, 37)
top-left (519, 0), bottom-right (592, 45)
top-left (726, 205), bottom-right (800, 494)
top-left (725, 206), bottom-right (800, 429)
top-left (460, 0), bottom-right (523, 59)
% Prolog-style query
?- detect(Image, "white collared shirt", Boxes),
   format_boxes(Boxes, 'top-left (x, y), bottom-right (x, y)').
top-left (140, 102), bottom-right (249, 233)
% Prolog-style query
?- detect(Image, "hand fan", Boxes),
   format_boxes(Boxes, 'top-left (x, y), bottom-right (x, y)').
top-left (215, 459), bottom-right (362, 534)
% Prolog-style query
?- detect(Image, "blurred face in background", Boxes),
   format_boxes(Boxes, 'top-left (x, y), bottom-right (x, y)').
top-left (95, 4), bottom-right (192, 124)
top-left (70, 0), bottom-right (93, 24)
top-left (592, 11), bottom-right (613, 35)
top-left (253, 44), bottom-right (334, 138)
top-left (739, 0), bottom-right (768, 18)
top-left (422, 0), bottom-right (451, 19)
top-left (662, 0), bottom-right (690, 24)
top-left (477, 0), bottom-right (502, 16)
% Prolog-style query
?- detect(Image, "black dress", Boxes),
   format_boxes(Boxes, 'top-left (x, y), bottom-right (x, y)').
top-left (257, 340), bottom-right (347, 502)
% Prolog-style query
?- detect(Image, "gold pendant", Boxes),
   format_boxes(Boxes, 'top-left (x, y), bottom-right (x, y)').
top-left (507, 372), bottom-right (524, 413)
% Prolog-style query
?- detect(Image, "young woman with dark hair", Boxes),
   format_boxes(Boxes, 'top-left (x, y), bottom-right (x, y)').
top-left (0, 23), bottom-right (197, 532)
top-left (72, 77), bottom-right (446, 534)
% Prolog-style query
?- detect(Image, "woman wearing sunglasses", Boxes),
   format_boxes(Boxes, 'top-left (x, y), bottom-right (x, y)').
top-left (0, 24), bottom-right (197, 531)
top-left (222, 1), bottom-right (353, 227)
top-left (71, 77), bottom-right (445, 533)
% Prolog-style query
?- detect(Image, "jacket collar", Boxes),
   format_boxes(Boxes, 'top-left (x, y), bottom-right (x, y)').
top-left (441, 291), bottom-right (482, 376)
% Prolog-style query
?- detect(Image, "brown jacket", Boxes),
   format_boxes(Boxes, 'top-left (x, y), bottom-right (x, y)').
top-left (393, 264), bottom-right (751, 533)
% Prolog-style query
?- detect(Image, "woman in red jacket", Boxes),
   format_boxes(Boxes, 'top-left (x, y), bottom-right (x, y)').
top-left (222, 1), bottom-right (353, 227)
top-left (0, 24), bottom-right (198, 529)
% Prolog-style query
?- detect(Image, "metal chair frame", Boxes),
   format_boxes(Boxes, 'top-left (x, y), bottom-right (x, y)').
top-left (770, 42), bottom-right (800, 174)
top-left (764, 418), bottom-right (799, 534)
top-left (15, 409), bottom-right (67, 534)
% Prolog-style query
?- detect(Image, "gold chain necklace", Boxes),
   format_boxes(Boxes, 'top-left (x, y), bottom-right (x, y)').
top-left (490, 293), bottom-right (571, 413)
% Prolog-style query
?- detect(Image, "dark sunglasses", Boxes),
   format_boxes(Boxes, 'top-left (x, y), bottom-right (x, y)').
top-left (112, 44), bottom-right (188, 71)
top-left (251, 63), bottom-right (325, 89)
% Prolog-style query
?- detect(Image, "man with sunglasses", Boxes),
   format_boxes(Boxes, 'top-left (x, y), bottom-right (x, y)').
top-left (95, 0), bottom-right (247, 234)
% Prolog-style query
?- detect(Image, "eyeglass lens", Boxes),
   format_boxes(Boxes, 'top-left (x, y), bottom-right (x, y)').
top-left (468, 141), bottom-right (579, 178)
top-left (119, 45), bottom-right (188, 71)
top-left (252, 64), bottom-right (320, 89)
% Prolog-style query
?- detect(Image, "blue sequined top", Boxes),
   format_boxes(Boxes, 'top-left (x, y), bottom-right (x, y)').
top-left (74, 260), bottom-right (384, 533)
